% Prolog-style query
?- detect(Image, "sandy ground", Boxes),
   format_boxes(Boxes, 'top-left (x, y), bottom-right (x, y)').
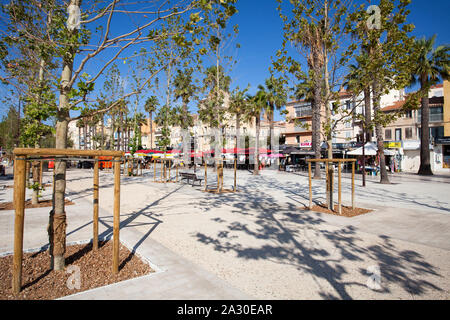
top-left (1, 165), bottom-right (450, 300)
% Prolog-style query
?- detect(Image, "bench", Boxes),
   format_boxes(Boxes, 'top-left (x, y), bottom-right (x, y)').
top-left (179, 172), bottom-right (204, 186)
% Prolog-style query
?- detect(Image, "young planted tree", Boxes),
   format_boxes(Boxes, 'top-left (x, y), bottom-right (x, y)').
top-left (409, 35), bottom-right (449, 176)
top-left (2, 0), bottom-right (235, 271)
top-left (346, 0), bottom-right (416, 184)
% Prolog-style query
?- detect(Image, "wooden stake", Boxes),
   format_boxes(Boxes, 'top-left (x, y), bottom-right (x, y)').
top-left (113, 156), bottom-right (121, 274)
top-left (308, 162), bottom-right (312, 210)
top-left (176, 164), bottom-right (179, 182)
top-left (39, 161), bottom-right (43, 185)
top-left (352, 161), bottom-right (355, 210)
top-left (93, 157), bottom-right (99, 250)
top-left (338, 162), bottom-right (342, 215)
top-left (153, 159), bottom-right (156, 182)
top-left (160, 160), bottom-right (163, 183)
top-left (12, 156), bottom-right (26, 295)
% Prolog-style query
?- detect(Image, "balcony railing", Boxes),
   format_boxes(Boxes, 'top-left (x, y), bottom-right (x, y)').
top-left (294, 110), bottom-right (313, 118)
top-left (417, 113), bottom-right (444, 123)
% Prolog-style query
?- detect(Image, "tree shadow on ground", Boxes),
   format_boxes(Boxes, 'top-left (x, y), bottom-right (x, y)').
top-left (190, 176), bottom-right (444, 299)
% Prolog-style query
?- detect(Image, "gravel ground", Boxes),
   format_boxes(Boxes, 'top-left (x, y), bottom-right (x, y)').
top-left (0, 241), bottom-right (153, 300)
top-left (0, 199), bottom-right (74, 211)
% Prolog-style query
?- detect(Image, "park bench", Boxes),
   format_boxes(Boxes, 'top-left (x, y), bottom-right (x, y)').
top-left (179, 172), bottom-right (204, 186)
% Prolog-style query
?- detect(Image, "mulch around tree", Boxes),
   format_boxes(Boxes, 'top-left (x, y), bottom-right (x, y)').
top-left (0, 199), bottom-right (74, 211)
top-left (304, 204), bottom-right (373, 218)
top-left (0, 241), bottom-right (153, 300)
top-left (4, 183), bottom-right (52, 189)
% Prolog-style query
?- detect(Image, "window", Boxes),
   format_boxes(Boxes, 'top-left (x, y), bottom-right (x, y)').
top-left (431, 126), bottom-right (444, 141)
top-left (294, 103), bottom-right (312, 117)
top-left (405, 110), bottom-right (412, 118)
top-left (385, 129), bottom-right (392, 140)
top-left (346, 100), bottom-right (352, 110)
top-left (405, 127), bottom-right (413, 139)
top-left (296, 136), bottom-right (301, 143)
top-left (395, 128), bottom-right (402, 141)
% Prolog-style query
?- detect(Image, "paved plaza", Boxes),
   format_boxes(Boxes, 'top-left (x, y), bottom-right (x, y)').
top-left (1, 166), bottom-right (449, 300)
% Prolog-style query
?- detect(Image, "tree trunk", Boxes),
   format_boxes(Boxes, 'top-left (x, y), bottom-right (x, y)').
top-left (372, 80), bottom-right (390, 184)
top-left (418, 75), bottom-right (433, 175)
top-left (254, 114), bottom-right (260, 175)
top-left (312, 99), bottom-right (322, 179)
top-left (49, 0), bottom-right (81, 270)
top-left (31, 160), bottom-right (40, 205)
top-left (150, 113), bottom-right (153, 149)
top-left (364, 86), bottom-right (372, 142)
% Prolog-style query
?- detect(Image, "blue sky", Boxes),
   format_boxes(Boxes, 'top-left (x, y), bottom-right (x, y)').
top-left (1, 0), bottom-right (449, 122)
top-left (229, 0), bottom-right (450, 120)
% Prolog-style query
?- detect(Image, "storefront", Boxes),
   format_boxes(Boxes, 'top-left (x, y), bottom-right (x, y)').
top-left (384, 141), bottom-right (402, 172)
top-left (436, 137), bottom-right (450, 170)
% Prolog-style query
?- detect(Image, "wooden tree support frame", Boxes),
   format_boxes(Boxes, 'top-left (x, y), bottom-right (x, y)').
top-left (152, 158), bottom-right (178, 183)
top-left (203, 158), bottom-right (238, 194)
top-left (11, 148), bottom-right (124, 295)
top-left (307, 159), bottom-right (356, 215)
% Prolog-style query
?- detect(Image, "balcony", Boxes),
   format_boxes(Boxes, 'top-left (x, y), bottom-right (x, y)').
top-left (417, 113), bottom-right (444, 123)
top-left (293, 110), bottom-right (313, 118)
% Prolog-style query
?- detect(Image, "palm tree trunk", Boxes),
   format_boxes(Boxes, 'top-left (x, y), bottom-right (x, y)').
top-left (254, 114), bottom-right (260, 175)
top-left (418, 75), bottom-right (433, 175)
top-left (372, 79), bottom-right (390, 184)
top-left (150, 113), bottom-right (153, 149)
top-left (364, 86), bottom-right (372, 142)
top-left (312, 99), bottom-right (322, 179)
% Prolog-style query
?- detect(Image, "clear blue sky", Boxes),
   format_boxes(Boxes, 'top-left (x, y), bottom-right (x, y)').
top-left (229, 0), bottom-right (450, 121)
top-left (2, 0), bottom-right (449, 122)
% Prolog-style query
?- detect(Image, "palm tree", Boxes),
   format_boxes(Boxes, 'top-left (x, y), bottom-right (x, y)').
top-left (257, 77), bottom-right (287, 153)
top-left (144, 96), bottom-right (159, 149)
top-left (173, 69), bottom-right (196, 129)
top-left (75, 119), bottom-right (84, 150)
top-left (410, 35), bottom-right (449, 176)
top-left (293, 78), bottom-right (321, 178)
top-left (245, 91), bottom-right (265, 175)
top-left (229, 87), bottom-right (249, 155)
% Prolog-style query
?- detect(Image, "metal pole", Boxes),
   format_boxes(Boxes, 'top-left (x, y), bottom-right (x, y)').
top-left (338, 162), bottom-right (342, 215)
top-left (308, 161), bottom-right (312, 210)
top-left (113, 156), bottom-right (121, 274)
top-left (93, 157), bottom-right (99, 250)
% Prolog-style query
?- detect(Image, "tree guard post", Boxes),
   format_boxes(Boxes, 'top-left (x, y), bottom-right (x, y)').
top-left (153, 159), bottom-right (156, 182)
top-left (12, 156), bottom-right (26, 295)
top-left (113, 156), bottom-right (121, 274)
top-left (93, 156), bottom-right (99, 250)
top-left (308, 161), bottom-right (312, 210)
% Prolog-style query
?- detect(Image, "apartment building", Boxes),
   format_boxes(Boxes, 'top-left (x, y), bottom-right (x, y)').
top-left (382, 81), bottom-right (450, 172)
top-left (283, 88), bottom-right (405, 151)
